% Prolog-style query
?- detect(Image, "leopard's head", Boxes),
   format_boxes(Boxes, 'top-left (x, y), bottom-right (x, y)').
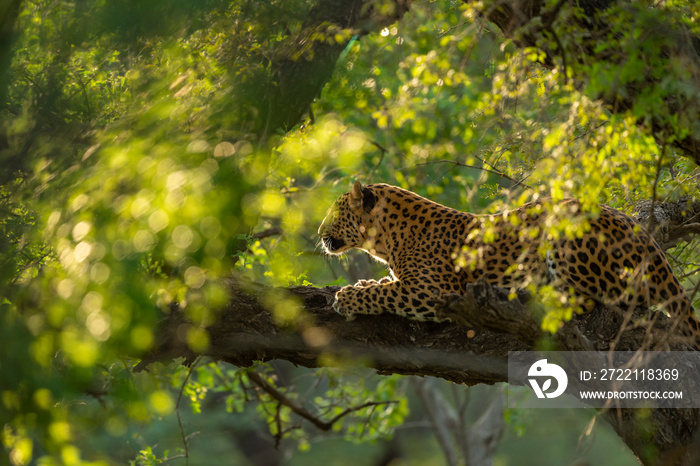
top-left (318, 181), bottom-right (379, 256)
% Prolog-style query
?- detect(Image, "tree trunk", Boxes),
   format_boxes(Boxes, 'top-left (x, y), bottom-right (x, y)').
top-left (256, 0), bottom-right (413, 140)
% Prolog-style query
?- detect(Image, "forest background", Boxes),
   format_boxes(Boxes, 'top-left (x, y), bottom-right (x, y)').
top-left (1, 0), bottom-right (700, 464)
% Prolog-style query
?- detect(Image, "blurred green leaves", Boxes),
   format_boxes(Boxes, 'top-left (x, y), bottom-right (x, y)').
top-left (1, 0), bottom-right (699, 463)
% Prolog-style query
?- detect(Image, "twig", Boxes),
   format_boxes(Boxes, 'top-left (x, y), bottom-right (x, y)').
top-left (326, 400), bottom-right (397, 427)
top-left (438, 20), bottom-right (469, 38)
top-left (175, 357), bottom-right (201, 465)
top-left (368, 140), bottom-right (388, 180)
top-left (369, 140), bottom-right (389, 155)
top-left (11, 248), bottom-right (53, 285)
top-left (546, 25), bottom-right (568, 83)
top-left (647, 140), bottom-right (667, 233)
top-left (273, 402), bottom-right (283, 448)
top-left (541, 0), bottom-right (569, 30)
top-left (252, 227), bottom-right (283, 240)
top-left (403, 159), bottom-right (531, 190)
top-left (246, 369), bottom-right (397, 432)
top-left (690, 272), bottom-right (700, 303)
top-left (74, 71), bottom-right (92, 117)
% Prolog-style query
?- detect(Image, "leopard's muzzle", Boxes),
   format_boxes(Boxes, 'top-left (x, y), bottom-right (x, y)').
top-left (322, 236), bottom-right (346, 253)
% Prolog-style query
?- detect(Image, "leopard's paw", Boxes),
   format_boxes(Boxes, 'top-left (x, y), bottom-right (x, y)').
top-left (332, 296), bottom-right (357, 321)
top-left (354, 277), bottom-right (393, 287)
top-left (332, 285), bottom-right (357, 321)
top-left (354, 279), bottom-right (377, 287)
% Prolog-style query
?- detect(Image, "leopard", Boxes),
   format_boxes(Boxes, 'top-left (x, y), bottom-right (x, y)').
top-left (318, 181), bottom-right (700, 344)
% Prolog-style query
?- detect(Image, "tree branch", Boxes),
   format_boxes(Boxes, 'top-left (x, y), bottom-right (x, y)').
top-left (131, 199), bottom-right (700, 464)
top-left (248, 369), bottom-right (380, 431)
top-left (634, 198), bottom-right (700, 249)
top-left (134, 268), bottom-right (700, 465)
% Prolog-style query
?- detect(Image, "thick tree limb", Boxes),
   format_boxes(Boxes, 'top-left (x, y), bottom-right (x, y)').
top-left (135, 272), bottom-right (700, 465)
top-left (135, 279), bottom-right (520, 384)
top-left (136, 277), bottom-right (694, 376)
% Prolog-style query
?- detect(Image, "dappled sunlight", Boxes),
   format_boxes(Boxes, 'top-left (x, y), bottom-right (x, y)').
top-left (1, 0), bottom-right (699, 464)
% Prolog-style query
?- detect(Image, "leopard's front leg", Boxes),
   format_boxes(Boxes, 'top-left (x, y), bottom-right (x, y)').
top-left (333, 278), bottom-right (448, 322)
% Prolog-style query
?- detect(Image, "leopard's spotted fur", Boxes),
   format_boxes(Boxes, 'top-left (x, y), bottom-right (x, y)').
top-left (318, 182), bottom-right (700, 343)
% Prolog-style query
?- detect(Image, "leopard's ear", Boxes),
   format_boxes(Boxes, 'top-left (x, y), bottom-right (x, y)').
top-left (350, 181), bottom-right (377, 213)
top-left (350, 181), bottom-right (363, 210)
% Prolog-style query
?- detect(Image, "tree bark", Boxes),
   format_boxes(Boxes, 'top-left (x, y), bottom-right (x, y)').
top-left (634, 198), bottom-right (700, 250)
top-left (135, 274), bottom-right (698, 465)
top-left (0, 0), bottom-right (23, 178)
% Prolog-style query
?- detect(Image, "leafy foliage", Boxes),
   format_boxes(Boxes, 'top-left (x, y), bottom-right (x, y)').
top-left (0, 0), bottom-right (698, 464)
